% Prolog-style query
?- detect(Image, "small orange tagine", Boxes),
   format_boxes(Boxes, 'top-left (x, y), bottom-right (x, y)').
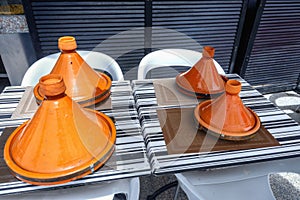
top-left (194, 79), bottom-right (261, 141)
top-left (4, 74), bottom-right (116, 185)
top-left (176, 46), bottom-right (225, 98)
top-left (34, 36), bottom-right (112, 107)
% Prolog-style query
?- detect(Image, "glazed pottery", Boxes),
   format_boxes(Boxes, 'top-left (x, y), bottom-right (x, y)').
top-left (194, 79), bottom-right (260, 141)
top-left (34, 36), bottom-right (112, 107)
top-left (4, 74), bottom-right (116, 185)
top-left (176, 46), bottom-right (225, 98)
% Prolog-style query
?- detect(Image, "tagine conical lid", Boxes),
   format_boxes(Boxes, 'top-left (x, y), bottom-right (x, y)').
top-left (176, 46), bottom-right (225, 97)
top-left (4, 74), bottom-right (116, 185)
top-left (194, 79), bottom-right (260, 140)
top-left (34, 36), bottom-right (112, 107)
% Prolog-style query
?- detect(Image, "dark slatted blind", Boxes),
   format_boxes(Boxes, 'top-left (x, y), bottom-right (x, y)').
top-left (243, 0), bottom-right (300, 93)
top-left (152, 0), bottom-right (246, 73)
top-left (23, 0), bottom-right (246, 79)
top-left (23, 0), bottom-right (145, 79)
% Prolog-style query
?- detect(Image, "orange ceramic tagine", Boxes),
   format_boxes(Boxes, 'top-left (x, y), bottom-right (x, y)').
top-left (176, 46), bottom-right (225, 98)
top-left (34, 36), bottom-right (112, 107)
top-left (194, 79), bottom-right (261, 141)
top-left (4, 74), bottom-right (116, 185)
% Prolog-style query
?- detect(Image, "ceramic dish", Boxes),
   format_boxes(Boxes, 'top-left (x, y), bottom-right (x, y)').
top-left (194, 100), bottom-right (261, 141)
top-left (175, 46), bottom-right (226, 98)
top-left (176, 75), bottom-right (228, 98)
top-left (34, 72), bottom-right (111, 107)
top-left (33, 36), bottom-right (113, 107)
top-left (4, 109), bottom-right (116, 185)
top-left (5, 74), bottom-right (116, 185)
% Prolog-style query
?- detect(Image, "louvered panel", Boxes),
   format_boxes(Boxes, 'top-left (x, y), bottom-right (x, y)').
top-left (152, 0), bottom-right (245, 73)
top-left (24, 0), bottom-right (145, 78)
top-left (244, 0), bottom-right (300, 93)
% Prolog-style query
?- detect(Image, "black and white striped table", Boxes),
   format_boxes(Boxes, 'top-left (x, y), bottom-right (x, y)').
top-left (132, 74), bottom-right (300, 175)
top-left (0, 81), bottom-right (151, 195)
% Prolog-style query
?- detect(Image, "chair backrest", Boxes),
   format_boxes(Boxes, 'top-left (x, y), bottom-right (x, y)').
top-left (137, 49), bottom-right (225, 80)
top-left (21, 50), bottom-right (124, 86)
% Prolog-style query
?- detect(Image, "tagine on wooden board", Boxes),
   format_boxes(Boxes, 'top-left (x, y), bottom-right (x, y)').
top-left (4, 74), bottom-right (116, 185)
top-left (176, 46), bottom-right (226, 98)
top-left (194, 79), bottom-right (261, 141)
top-left (34, 36), bottom-right (112, 107)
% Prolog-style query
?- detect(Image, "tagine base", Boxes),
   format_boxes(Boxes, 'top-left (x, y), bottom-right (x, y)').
top-left (33, 72), bottom-right (112, 107)
top-left (194, 100), bottom-right (261, 141)
top-left (176, 83), bottom-right (223, 99)
top-left (80, 90), bottom-right (111, 107)
top-left (4, 109), bottom-right (116, 185)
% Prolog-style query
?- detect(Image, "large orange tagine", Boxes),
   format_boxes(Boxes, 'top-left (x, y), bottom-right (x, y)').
top-left (176, 46), bottom-right (225, 98)
top-left (34, 36), bottom-right (112, 107)
top-left (194, 79), bottom-right (261, 141)
top-left (4, 74), bottom-right (116, 185)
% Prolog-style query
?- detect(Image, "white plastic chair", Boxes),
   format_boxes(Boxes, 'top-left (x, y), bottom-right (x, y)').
top-left (137, 49), bottom-right (300, 200)
top-left (174, 157), bottom-right (300, 200)
top-left (21, 50), bottom-right (124, 86)
top-left (137, 48), bottom-right (225, 80)
top-left (6, 177), bottom-right (140, 200)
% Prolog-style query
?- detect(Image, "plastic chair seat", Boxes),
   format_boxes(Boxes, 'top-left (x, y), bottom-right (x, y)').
top-left (5, 177), bottom-right (140, 200)
top-left (175, 157), bottom-right (300, 200)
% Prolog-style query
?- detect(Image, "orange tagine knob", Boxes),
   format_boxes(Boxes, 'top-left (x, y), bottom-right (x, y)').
top-left (33, 36), bottom-right (112, 107)
top-left (4, 74), bottom-right (116, 185)
top-left (176, 46), bottom-right (225, 98)
top-left (58, 36), bottom-right (77, 51)
top-left (38, 74), bottom-right (66, 97)
top-left (194, 79), bottom-right (261, 141)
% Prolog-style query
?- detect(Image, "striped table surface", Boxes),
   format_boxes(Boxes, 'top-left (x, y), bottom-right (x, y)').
top-left (132, 74), bottom-right (300, 175)
top-left (0, 81), bottom-right (150, 195)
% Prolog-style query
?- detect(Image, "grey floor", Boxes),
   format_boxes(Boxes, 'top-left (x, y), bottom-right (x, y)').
top-left (139, 174), bottom-right (187, 200)
top-left (270, 173), bottom-right (300, 200)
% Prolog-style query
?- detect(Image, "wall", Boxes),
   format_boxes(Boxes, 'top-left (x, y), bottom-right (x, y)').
top-left (0, 14), bottom-right (36, 85)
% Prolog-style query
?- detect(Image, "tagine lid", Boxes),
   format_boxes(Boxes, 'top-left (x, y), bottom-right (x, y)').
top-left (33, 36), bottom-right (112, 107)
top-left (4, 74), bottom-right (116, 185)
top-left (194, 79), bottom-right (261, 140)
top-left (176, 46), bottom-right (225, 96)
